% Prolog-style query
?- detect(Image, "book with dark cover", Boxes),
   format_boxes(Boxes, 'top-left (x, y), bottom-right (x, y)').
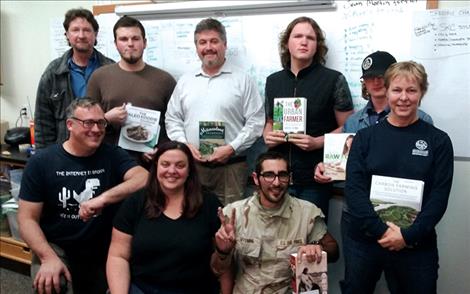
top-left (199, 121), bottom-right (225, 159)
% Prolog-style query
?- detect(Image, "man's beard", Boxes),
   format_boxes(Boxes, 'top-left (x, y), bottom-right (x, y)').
top-left (73, 44), bottom-right (93, 54)
top-left (258, 185), bottom-right (287, 205)
top-left (121, 53), bottom-right (142, 65)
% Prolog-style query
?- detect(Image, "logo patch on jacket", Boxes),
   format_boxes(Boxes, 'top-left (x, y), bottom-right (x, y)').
top-left (412, 140), bottom-right (429, 156)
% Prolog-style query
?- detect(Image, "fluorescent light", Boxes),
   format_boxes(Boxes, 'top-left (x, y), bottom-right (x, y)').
top-left (115, 0), bottom-right (335, 20)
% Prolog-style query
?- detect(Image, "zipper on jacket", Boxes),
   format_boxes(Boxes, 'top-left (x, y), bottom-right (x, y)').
top-left (289, 76), bottom-right (298, 186)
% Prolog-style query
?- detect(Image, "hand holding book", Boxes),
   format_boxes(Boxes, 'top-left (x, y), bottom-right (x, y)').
top-left (105, 103), bottom-right (127, 125)
top-left (378, 221), bottom-right (406, 251)
top-left (207, 144), bottom-right (235, 164)
top-left (263, 127), bottom-right (287, 148)
top-left (297, 244), bottom-right (323, 264)
top-left (314, 162), bottom-right (334, 184)
top-left (288, 133), bottom-right (323, 151)
top-left (187, 143), bottom-right (205, 162)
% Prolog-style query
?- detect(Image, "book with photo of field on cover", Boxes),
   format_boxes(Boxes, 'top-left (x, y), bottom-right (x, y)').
top-left (199, 121), bottom-right (225, 160)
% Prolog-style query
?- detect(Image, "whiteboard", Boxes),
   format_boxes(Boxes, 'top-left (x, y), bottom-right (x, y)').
top-left (50, 0), bottom-right (470, 157)
top-left (411, 7), bottom-right (470, 159)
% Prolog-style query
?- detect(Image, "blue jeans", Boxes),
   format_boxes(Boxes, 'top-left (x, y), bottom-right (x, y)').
top-left (129, 283), bottom-right (194, 294)
top-left (341, 213), bottom-right (439, 294)
top-left (289, 183), bottom-right (332, 222)
top-left (129, 281), bottom-right (219, 294)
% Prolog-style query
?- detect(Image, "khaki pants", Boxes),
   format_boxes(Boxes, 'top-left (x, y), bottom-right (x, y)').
top-left (196, 161), bottom-right (248, 205)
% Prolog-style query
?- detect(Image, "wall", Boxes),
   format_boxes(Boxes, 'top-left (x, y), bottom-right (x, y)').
top-left (0, 1), bottom-right (469, 293)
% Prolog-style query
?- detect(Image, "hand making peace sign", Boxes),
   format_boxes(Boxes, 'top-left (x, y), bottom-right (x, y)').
top-left (215, 207), bottom-right (237, 254)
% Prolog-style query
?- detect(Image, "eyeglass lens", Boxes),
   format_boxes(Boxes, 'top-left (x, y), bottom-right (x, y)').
top-left (72, 117), bottom-right (107, 129)
top-left (261, 171), bottom-right (290, 182)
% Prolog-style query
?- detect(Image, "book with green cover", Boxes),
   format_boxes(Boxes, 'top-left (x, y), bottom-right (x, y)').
top-left (199, 121), bottom-right (225, 159)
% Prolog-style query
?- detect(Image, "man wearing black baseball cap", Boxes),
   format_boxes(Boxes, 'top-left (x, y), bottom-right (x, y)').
top-left (361, 51), bottom-right (397, 78)
top-left (343, 51), bottom-right (433, 132)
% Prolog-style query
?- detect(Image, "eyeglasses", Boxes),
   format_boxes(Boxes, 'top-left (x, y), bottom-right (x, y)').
top-left (259, 171), bottom-right (290, 183)
top-left (71, 117), bottom-right (108, 129)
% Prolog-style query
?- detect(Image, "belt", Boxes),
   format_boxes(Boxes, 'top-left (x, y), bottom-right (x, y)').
top-left (199, 156), bottom-right (247, 168)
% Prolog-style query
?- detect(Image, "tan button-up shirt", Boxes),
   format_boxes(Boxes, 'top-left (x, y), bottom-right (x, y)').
top-left (223, 192), bottom-right (327, 294)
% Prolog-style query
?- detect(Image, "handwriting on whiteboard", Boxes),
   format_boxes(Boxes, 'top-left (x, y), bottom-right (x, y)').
top-left (412, 8), bottom-right (470, 58)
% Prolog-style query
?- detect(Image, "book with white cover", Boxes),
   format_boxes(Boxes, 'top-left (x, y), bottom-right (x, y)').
top-left (273, 97), bottom-right (307, 134)
top-left (323, 133), bottom-right (355, 181)
top-left (118, 104), bottom-right (160, 153)
top-left (291, 251), bottom-right (328, 294)
top-left (370, 175), bottom-right (424, 228)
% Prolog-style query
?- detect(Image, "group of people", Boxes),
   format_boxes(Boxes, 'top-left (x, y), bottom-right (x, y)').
top-left (16, 7), bottom-right (453, 294)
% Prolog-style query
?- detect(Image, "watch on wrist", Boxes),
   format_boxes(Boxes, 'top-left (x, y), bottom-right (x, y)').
top-left (215, 245), bottom-right (230, 256)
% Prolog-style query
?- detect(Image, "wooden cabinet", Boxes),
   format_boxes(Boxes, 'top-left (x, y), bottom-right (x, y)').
top-left (0, 236), bottom-right (32, 264)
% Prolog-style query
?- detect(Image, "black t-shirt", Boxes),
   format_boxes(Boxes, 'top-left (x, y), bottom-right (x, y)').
top-left (114, 190), bottom-right (222, 293)
top-left (19, 143), bottom-right (137, 256)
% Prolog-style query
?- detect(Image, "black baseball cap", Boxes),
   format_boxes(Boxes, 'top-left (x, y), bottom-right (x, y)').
top-left (361, 51), bottom-right (397, 78)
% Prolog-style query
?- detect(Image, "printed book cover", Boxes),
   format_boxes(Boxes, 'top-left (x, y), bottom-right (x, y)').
top-left (273, 97), bottom-right (307, 134)
top-left (291, 251), bottom-right (328, 294)
top-left (199, 121), bottom-right (225, 160)
top-left (370, 175), bottom-right (424, 228)
top-left (118, 104), bottom-right (160, 153)
top-left (323, 133), bottom-right (355, 181)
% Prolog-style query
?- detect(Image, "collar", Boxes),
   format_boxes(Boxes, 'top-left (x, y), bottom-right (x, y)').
top-left (195, 60), bottom-right (232, 77)
top-left (283, 61), bottom-right (320, 79)
top-left (251, 191), bottom-right (293, 219)
top-left (366, 100), bottom-right (390, 115)
top-left (67, 50), bottom-right (97, 69)
top-left (55, 49), bottom-right (74, 75)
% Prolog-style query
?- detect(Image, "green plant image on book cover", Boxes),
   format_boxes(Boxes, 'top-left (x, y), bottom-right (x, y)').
top-left (372, 200), bottom-right (418, 228)
top-left (199, 141), bottom-right (220, 156)
top-left (273, 101), bottom-right (283, 131)
top-left (294, 98), bottom-right (302, 109)
top-left (199, 121), bottom-right (225, 157)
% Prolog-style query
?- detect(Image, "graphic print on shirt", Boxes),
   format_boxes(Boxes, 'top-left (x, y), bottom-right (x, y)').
top-left (412, 140), bottom-right (429, 157)
top-left (55, 168), bottom-right (105, 219)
